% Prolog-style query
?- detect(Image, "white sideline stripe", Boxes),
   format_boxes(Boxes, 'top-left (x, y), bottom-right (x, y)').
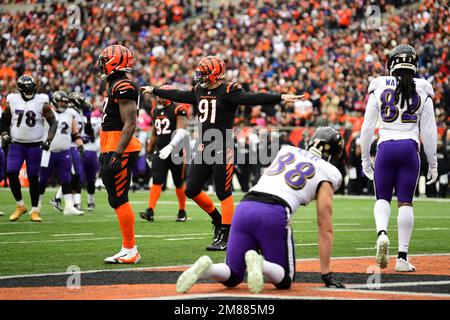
top-left (0, 232), bottom-right (40, 236)
top-left (345, 280), bottom-right (450, 289)
top-left (355, 247), bottom-right (398, 250)
top-left (1, 253), bottom-right (449, 280)
top-left (51, 233), bottom-right (95, 237)
top-left (144, 293), bottom-right (365, 301)
top-left (164, 237), bottom-right (204, 241)
top-left (330, 288), bottom-right (450, 299)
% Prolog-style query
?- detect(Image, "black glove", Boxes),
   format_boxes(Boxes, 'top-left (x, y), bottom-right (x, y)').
top-left (41, 139), bottom-right (52, 151)
top-left (1, 133), bottom-right (12, 147)
top-left (145, 153), bottom-right (153, 169)
top-left (77, 144), bottom-right (85, 157)
top-left (107, 152), bottom-right (123, 172)
top-left (321, 273), bottom-right (345, 288)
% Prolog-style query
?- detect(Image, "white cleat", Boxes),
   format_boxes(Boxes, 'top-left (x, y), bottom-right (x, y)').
top-left (245, 250), bottom-right (264, 294)
top-left (395, 258), bottom-right (416, 272)
top-left (0, 211), bottom-right (4, 216)
top-left (176, 255), bottom-right (212, 293)
top-left (376, 233), bottom-right (390, 269)
top-left (63, 205), bottom-right (84, 216)
top-left (104, 246), bottom-right (140, 264)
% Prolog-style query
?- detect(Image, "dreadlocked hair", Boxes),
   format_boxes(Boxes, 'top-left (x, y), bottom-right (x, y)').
top-left (393, 69), bottom-right (416, 111)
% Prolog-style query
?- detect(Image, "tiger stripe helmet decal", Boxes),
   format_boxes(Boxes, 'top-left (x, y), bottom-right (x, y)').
top-left (97, 45), bottom-right (134, 80)
top-left (194, 56), bottom-right (226, 88)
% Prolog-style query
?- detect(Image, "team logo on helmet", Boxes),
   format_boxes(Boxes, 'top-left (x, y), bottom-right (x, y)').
top-left (17, 75), bottom-right (37, 101)
top-left (387, 44), bottom-right (418, 75)
top-left (96, 45), bottom-right (134, 80)
top-left (307, 127), bottom-right (344, 164)
top-left (51, 90), bottom-right (69, 113)
top-left (194, 56), bottom-right (226, 88)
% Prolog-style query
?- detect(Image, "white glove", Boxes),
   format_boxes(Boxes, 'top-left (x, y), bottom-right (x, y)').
top-left (159, 144), bottom-right (174, 160)
top-left (362, 159), bottom-right (374, 180)
top-left (281, 94), bottom-right (304, 103)
top-left (140, 86), bottom-right (154, 95)
top-left (426, 167), bottom-right (438, 185)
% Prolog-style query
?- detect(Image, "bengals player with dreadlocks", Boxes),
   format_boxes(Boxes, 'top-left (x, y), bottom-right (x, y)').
top-left (96, 45), bottom-right (142, 264)
top-left (142, 56), bottom-right (304, 251)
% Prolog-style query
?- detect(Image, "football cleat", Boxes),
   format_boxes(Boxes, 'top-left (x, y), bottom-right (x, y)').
top-left (0, 211), bottom-right (4, 216)
top-left (245, 250), bottom-right (264, 294)
top-left (176, 255), bottom-right (212, 293)
top-left (206, 227), bottom-right (229, 251)
top-left (87, 203), bottom-right (95, 211)
top-left (395, 258), bottom-right (416, 272)
top-left (50, 197), bottom-right (63, 212)
top-left (104, 246), bottom-right (140, 264)
top-left (139, 208), bottom-right (154, 222)
top-left (176, 209), bottom-right (187, 222)
top-left (64, 205), bottom-right (84, 216)
top-left (30, 209), bottom-right (42, 222)
top-left (74, 203), bottom-right (83, 212)
top-left (376, 233), bottom-right (390, 269)
top-left (9, 204), bottom-right (27, 222)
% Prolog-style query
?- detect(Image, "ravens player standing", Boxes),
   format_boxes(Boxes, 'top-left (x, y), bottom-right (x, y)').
top-left (139, 85), bottom-right (189, 222)
top-left (142, 56), bottom-right (304, 251)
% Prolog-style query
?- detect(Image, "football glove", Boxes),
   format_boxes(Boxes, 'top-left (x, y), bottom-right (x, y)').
top-left (107, 152), bottom-right (123, 172)
top-left (141, 86), bottom-right (154, 95)
top-left (426, 167), bottom-right (438, 185)
top-left (77, 144), bottom-right (85, 157)
top-left (321, 273), bottom-right (345, 288)
top-left (362, 159), bottom-right (374, 180)
top-left (1, 133), bottom-right (12, 147)
top-left (281, 94), bottom-right (304, 103)
top-left (146, 153), bottom-right (153, 169)
top-left (159, 144), bottom-right (174, 160)
top-left (41, 139), bottom-right (52, 151)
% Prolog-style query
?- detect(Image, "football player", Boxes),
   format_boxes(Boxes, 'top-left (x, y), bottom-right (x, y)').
top-left (141, 56), bottom-right (303, 251)
top-left (360, 44), bottom-right (438, 272)
top-left (0, 107), bottom-right (4, 217)
top-left (0, 75), bottom-right (58, 222)
top-left (139, 85), bottom-right (188, 222)
top-left (176, 127), bottom-right (345, 294)
top-left (39, 91), bottom-right (84, 216)
top-left (97, 44), bottom-right (142, 264)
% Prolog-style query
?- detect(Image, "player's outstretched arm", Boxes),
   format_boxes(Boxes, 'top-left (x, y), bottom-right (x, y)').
top-left (227, 88), bottom-right (303, 106)
top-left (43, 102), bottom-right (58, 142)
top-left (316, 181), bottom-right (345, 288)
top-left (141, 86), bottom-right (196, 104)
top-left (420, 97), bottom-right (438, 185)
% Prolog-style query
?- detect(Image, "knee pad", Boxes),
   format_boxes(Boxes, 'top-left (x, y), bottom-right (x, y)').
top-left (108, 195), bottom-right (127, 209)
top-left (274, 273), bottom-right (292, 290)
top-left (216, 189), bottom-right (232, 201)
top-left (184, 186), bottom-right (201, 199)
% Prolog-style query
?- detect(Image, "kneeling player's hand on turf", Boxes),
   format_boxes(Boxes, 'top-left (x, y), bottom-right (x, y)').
top-left (362, 160), bottom-right (374, 180)
top-left (321, 273), bottom-right (345, 288)
top-left (141, 86), bottom-right (154, 95)
top-left (426, 166), bottom-right (438, 185)
top-left (41, 139), bottom-right (52, 151)
top-left (159, 144), bottom-right (174, 160)
top-left (281, 94), bottom-right (304, 103)
top-left (108, 152), bottom-right (123, 172)
top-left (146, 153), bottom-right (153, 169)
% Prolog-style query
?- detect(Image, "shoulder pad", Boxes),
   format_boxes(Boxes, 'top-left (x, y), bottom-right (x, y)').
top-left (415, 78), bottom-right (434, 98)
top-left (174, 104), bottom-right (189, 117)
top-left (368, 77), bottom-right (381, 94)
top-left (111, 79), bottom-right (138, 100)
top-left (321, 161), bottom-right (343, 192)
top-left (226, 82), bottom-right (244, 94)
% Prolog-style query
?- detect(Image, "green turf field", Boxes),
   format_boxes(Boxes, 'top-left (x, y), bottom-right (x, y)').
top-left (0, 188), bottom-right (449, 277)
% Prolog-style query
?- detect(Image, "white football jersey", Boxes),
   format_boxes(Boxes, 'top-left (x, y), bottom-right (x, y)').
top-left (50, 109), bottom-right (75, 152)
top-left (250, 145), bottom-right (342, 213)
top-left (367, 76), bottom-right (434, 145)
top-left (70, 109), bottom-right (84, 148)
top-left (7, 93), bottom-right (49, 143)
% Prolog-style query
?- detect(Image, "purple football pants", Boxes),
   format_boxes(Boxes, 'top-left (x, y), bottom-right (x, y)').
top-left (7, 143), bottom-right (42, 176)
top-left (225, 200), bottom-right (295, 286)
top-left (39, 150), bottom-right (72, 188)
top-left (374, 139), bottom-right (420, 203)
top-left (82, 151), bottom-right (99, 185)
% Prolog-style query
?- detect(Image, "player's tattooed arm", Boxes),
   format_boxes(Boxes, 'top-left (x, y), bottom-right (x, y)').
top-left (43, 103), bottom-right (57, 141)
top-left (142, 86), bottom-right (196, 104)
top-left (115, 98), bottom-right (138, 154)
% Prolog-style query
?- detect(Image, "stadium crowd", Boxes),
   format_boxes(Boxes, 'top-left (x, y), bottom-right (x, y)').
top-left (0, 0), bottom-right (449, 196)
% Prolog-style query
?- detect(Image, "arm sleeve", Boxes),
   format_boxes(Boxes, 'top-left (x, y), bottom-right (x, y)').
top-left (360, 92), bottom-right (379, 163)
top-left (227, 90), bottom-right (282, 105)
top-left (420, 97), bottom-right (437, 169)
top-left (153, 88), bottom-right (196, 104)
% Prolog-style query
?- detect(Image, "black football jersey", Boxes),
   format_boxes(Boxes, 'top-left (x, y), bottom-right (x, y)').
top-left (101, 73), bottom-right (139, 132)
top-left (152, 103), bottom-right (188, 150)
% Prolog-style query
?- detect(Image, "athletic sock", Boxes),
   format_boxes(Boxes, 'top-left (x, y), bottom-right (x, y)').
top-left (32, 207), bottom-right (39, 212)
top-left (220, 195), bottom-right (234, 225)
top-left (16, 200), bottom-right (25, 206)
top-left (377, 230), bottom-right (387, 237)
top-left (88, 193), bottom-right (95, 204)
top-left (262, 260), bottom-right (285, 285)
top-left (192, 191), bottom-right (216, 215)
top-left (115, 202), bottom-right (136, 249)
top-left (148, 184), bottom-right (162, 209)
top-left (398, 252), bottom-right (408, 260)
top-left (55, 187), bottom-right (63, 200)
top-left (175, 185), bottom-right (186, 210)
top-left (64, 194), bottom-right (74, 207)
top-left (74, 193), bottom-right (81, 206)
top-left (397, 205), bottom-right (414, 254)
top-left (374, 199), bottom-right (391, 235)
top-left (209, 209), bottom-right (222, 226)
top-left (201, 263), bottom-right (231, 282)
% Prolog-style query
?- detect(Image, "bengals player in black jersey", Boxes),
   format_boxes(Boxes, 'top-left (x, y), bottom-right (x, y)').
top-left (142, 56), bottom-right (303, 251)
top-left (139, 85), bottom-right (189, 223)
top-left (97, 44), bottom-right (142, 264)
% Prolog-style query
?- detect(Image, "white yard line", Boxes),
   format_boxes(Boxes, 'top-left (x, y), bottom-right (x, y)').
top-left (0, 232), bottom-right (40, 236)
top-left (164, 237), bottom-right (204, 241)
top-left (329, 288), bottom-right (450, 299)
top-left (51, 233), bottom-right (95, 237)
top-left (295, 243), bottom-right (317, 247)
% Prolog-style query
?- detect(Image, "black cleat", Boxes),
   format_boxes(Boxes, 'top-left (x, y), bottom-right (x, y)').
top-left (176, 209), bottom-right (187, 222)
top-left (206, 226), bottom-right (229, 251)
top-left (87, 203), bottom-right (95, 211)
top-left (50, 197), bottom-right (63, 212)
top-left (74, 203), bottom-right (83, 212)
top-left (139, 208), bottom-right (154, 222)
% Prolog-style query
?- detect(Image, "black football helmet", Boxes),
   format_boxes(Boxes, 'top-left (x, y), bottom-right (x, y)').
top-left (387, 44), bottom-right (418, 76)
top-left (68, 92), bottom-right (86, 113)
top-left (307, 127), bottom-right (344, 164)
top-left (51, 91), bottom-right (69, 113)
top-left (17, 75), bottom-right (37, 101)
